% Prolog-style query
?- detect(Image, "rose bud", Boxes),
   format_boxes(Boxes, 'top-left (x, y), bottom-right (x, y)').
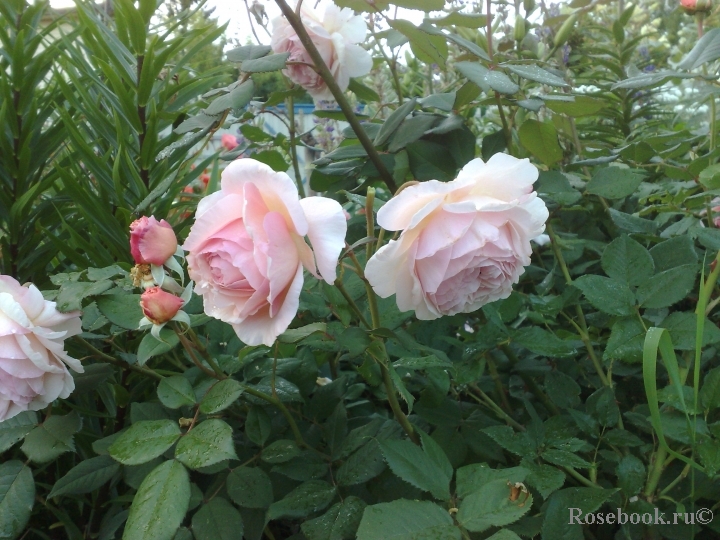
top-left (130, 216), bottom-right (178, 266)
top-left (681, 0), bottom-right (712, 13)
top-left (140, 287), bottom-right (184, 325)
top-left (221, 134), bottom-right (239, 151)
top-left (200, 173), bottom-right (210, 186)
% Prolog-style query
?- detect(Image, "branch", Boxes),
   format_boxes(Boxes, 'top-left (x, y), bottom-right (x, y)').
top-left (273, 0), bottom-right (398, 193)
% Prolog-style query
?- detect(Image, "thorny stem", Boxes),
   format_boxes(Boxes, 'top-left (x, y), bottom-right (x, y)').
top-left (546, 223), bottom-right (613, 389)
top-left (287, 94), bottom-right (306, 198)
top-left (177, 332), bottom-right (220, 379)
top-left (374, 345), bottom-right (420, 445)
top-left (347, 249), bottom-right (381, 329)
top-left (366, 187), bottom-right (376, 261)
top-left (273, 0), bottom-right (397, 193)
top-left (644, 445), bottom-right (668, 501)
top-left (468, 383), bottom-right (525, 431)
top-left (562, 465), bottom-right (601, 488)
top-left (333, 278), bottom-right (371, 329)
top-left (486, 353), bottom-right (513, 413)
top-left (241, 385), bottom-right (309, 450)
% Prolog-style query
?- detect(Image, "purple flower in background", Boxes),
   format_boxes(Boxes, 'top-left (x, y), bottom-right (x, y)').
top-left (562, 44), bottom-right (571, 64)
top-left (643, 64), bottom-right (656, 72)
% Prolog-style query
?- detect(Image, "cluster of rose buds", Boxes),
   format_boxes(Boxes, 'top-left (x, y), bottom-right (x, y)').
top-left (129, 216), bottom-right (190, 338)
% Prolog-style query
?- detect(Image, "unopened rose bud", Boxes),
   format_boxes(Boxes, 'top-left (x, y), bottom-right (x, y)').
top-left (130, 216), bottom-right (178, 266)
top-left (221, 134), bottom-right (239, 151)
top-left (200, 173), bottom-right (210, 186)
top-left (681, 0), bottom-right (712, 13)
top-left (140, 287), bottom-right (184, 325)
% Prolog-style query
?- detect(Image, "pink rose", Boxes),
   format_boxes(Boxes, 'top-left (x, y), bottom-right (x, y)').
top-left (184, 158), bottom-right (347, 346)
top-left (366, 154), bottom-right (549, 319)
top-left (270, 2), bottom-right (373, 100)
top-left (0, 276), bottom-right (83, 422)
top-left (221, 134), bottom-right (239, 151)
top-left (129, 216), bottom-right (178, 266)
top-left (140, 287), bottom-right (184, 325)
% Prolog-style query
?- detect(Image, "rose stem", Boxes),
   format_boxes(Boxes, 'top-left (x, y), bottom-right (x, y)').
top-left (273, 0), bottom-right (398, 193)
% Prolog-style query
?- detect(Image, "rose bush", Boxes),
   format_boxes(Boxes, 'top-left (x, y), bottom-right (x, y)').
top-left (2, 0), bottom-right (720, 539)
top-left (184, 158), bottom-right (346, 345)
top-left (366, 155), bottom-right (548, 319)
top-left (0, 276), bottom-right (82, 422)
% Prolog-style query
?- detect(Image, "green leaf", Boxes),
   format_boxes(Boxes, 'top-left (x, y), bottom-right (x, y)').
top-left (199, 379), bottom-right (243, 414)
top-left (586, 387), bottom-right (620, 427)
top-left (700, 367), bottom-right (720, 411)
top-left (505, 64), bottom-right (568, 87)
top-left (241, 52), bottom-right (290, 72)
top-left (336, 440), bottom-right (387, 486)
top-left (191, 498), bottom-right (244, 540)
top-left (545, 371), bottom-right (581, 409)
top-left (481, 130), bottom-right (507, 161)
top-left (157, 376), bottom-right (196, 409)
top-left (205, 80), bottom-right (255, 115)
top-left (374, 98), bottom-right (417, 147)
top-left (678, 27), bottom-right (720, 69)
top-left (48, 455), bottom-right (120, 498)
top-left (0, 412), bottom-right (37, 453)
top-left (698, 163), bottom-right (720, 189)
top-left (513, 327), bottom-right (577, 357)
top-left (604, 317), bottom-right (645, 363)
top-left (245, 406), bottom-right (272, 446)
top-left (573, 275), bottom-right (635, 316)
top-left (252, 150), bottom-right (288, 172)
top-left (226, 44), bottom-right (272, 62)
top-left (636, 264), bottom-right (698, 309)
top-left (175, 419), bottom-right (237, 469)
top-left (649, 235), bottom-right (698, 273)
top-left (124, 460), bottom-right (190, 540)
top-left (390, 0), bottom-right (443, 10)
top-left (541, 487), bottom-right (617, 540)
top-left (137, 328), bottom-right (180, 365)
top-left (536, 171), bottom-right (581, 205)
top-left (518, 120), bottom-right (562, 166)
top-left (262, 439), bottom-right (302, 463)
top-left (660, 312), bottom-right (720, 351)
top-left (267, 480), bottom-right (336, 521)
top-left (21, 411), bottom-right (82, 463)
top-left (227, 467), bottom-right (273, 509)
top-left (279, 322), bottom-right (327, 343)
top-left (486, 531), bottom-right (522, 540)
top-left (379, 438), bottom-right (451, 500)
top-left (428, 12), bottom-right (487, 28)
top-left (56, 279), bottom-right (114, 312)
top-left (697, 439), bottom-right (720, 477)
top-left (109, 420), bottom-right (181, 465)
top-left (348, 78), bottom-right (380, 102)
top-left (457, 479), bottom-right (532, 533)
top-left (544, 96), bottom-right (605, 117)
top-left (388, 114), bottom-right (439, 153)
top-left (357, 500), bottom-right (460, 540)
top-left (585, 168), bottom-right (643, 199)
top-left (456, 464), bottom-right (528, 499)
top-left (616, 455), bottom-right (645, 496)
top-left (390, 21), bottom-right (447, 68)
top-left (520, 458), bottom-right (566, 499)
top-left (541, 449), bottom-right (591, 469)
top-left (609, 209), bottom-right (658, 234)
top-left (392, 355), bottom-right (453, 371)
top-left (406, 139), bottom-right (457, 181)
top-left (96, 294), bottom-right (143, 330)
top-left (301, 496), bottom-right (366, 540)
top-left (601, 235), bottom-right (654, 286)
top-left (0, 461), bottom-right (34, 540)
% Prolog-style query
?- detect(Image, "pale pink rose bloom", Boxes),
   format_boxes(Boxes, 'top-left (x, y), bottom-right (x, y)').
top-left (0, 276), bottom-right (83, 422)
top-left (270, 2), bottom-right (373, 100)
top-left (366, 154), bottom-right (549, 320)
top-left (221, 134), bottom-right (239, 151)
top-left (140, 287), bottom-right (184, 325)
top-left (184, 158), bottom-right (347, 346)
top-left (130, 216), bottom-right (178, 266)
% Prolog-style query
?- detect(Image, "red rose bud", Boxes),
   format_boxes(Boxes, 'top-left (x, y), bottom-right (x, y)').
top-left (221, 133), bottom-right (239, 151)
top-left (140, 287), bottom-right (184, 324)
top-left (681, 0), bottom-right (712, 12)
top-left (130, 216), bottom-right (178, 265)
top-left (200, 173), bottom-right (210, 186)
